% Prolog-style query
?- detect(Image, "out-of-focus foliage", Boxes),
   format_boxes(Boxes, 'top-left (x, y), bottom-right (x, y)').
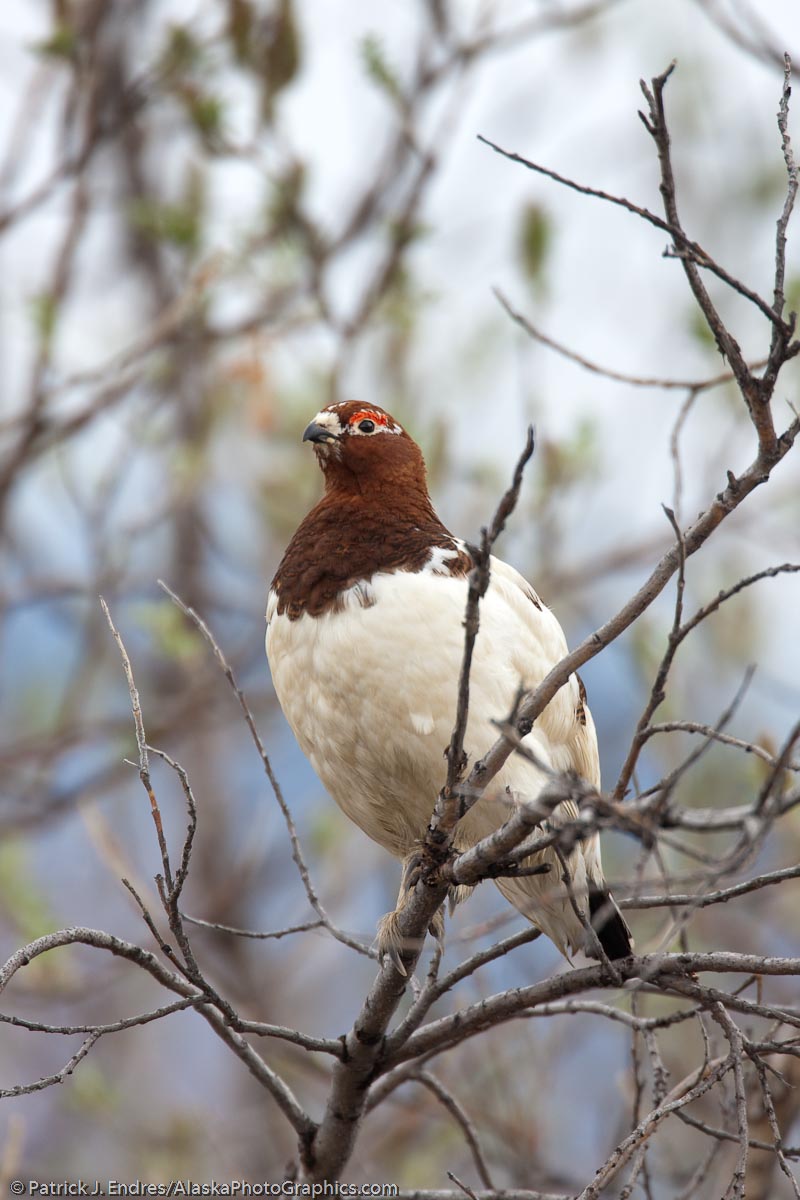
top-left (518, 201), bottom-right (553, 290)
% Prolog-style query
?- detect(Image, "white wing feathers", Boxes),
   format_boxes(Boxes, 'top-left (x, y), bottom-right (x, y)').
top-left (267, 555), bottom-right (622, 958)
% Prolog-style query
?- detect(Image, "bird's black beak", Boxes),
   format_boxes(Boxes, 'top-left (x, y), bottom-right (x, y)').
top-left (302, 421), bottom-right (338, 445)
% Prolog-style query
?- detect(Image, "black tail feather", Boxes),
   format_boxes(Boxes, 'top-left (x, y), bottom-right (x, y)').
top-left (588, 886), bottom-right (634, 960)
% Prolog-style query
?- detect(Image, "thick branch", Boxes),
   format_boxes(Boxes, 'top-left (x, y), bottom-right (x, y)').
top-left (304, 878), bottom-right (450, 1181)
top-left (388, 953), bottom-right (800, 1068)
top-left (0, 927), bottom-right (313, 1138)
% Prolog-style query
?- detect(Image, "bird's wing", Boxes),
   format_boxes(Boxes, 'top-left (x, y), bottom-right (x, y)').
top-left (483, 557), bottom-right (631, 953)
top-left (486, 556), bottom-right (602, 882)
top-left (487, 555), bottom-right (600, 776)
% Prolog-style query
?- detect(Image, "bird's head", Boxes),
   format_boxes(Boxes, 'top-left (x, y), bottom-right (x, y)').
top-left (301, 401), bottom-right (427, 495)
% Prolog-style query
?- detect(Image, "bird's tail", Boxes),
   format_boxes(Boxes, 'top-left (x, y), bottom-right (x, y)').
top-left (587, 885), bottom-right (633, 960)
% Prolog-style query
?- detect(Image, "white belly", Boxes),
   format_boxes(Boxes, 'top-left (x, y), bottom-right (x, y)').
top-left (265, 568), bottom-right (581, 858)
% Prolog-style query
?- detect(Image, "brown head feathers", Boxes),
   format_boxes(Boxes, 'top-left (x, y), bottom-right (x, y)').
top-left (271, 402), bottom-right (472, 619)
top-left (301, 401), bottom-right (426, 496)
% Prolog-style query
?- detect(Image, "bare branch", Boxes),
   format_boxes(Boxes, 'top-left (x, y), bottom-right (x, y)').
top-left (100, 598), bottom-right (173, 892)
top-left (390, 953), bottom-right (800, 1068)
top-left (433, 427), bottom-right (535, 841)
top-left (494, 289), bottom-right (764, 391)
top-left (158, 580), bottom-right (375, 961)
top-left (0, 926), bottom-right (314, 1138)
top-left (576, 1054), bottom-right (735, 1199)
top-left (620, 863), bottom-right (800, 910)
top-left (305, 876), bottom-right (451, 1180)
top-left (711, 1004), bottom-right (749, 1198)
top-left (182, 915), bottom-right (328, 941)
top-left (614, 506), bottom-right (686, 800)
top-left (748, 1050), bottom-right (800, 1197)
top-left (460, 422), bottom-right (799, 821)
top-left (690, 0), bottom-right (795, 70)
top-left (767, 53), bottom-right (799, 386)
top-left (415, 1071), bottom-right (495, 1190)
top-left (0, 997), bottom-right (199, 1036)
top-left (641, 721), bottom-right (800, 772)
top-left (478, 133), bottom-right (796, 340)
top-left (0, 1032), bottom-right (101, 1099)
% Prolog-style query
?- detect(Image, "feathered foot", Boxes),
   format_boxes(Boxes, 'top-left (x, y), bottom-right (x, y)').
top-left (376, 850), bottom-right (447, 975)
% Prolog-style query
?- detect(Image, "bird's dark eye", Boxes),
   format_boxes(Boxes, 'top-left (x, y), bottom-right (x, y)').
top-left (358, 419), bottom-right (375, 433)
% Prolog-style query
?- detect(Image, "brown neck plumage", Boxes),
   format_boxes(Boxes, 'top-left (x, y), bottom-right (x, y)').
top-left (272, 438), bottom-right (470, 619)
top-left (316, 428), bottom-right (429, 497)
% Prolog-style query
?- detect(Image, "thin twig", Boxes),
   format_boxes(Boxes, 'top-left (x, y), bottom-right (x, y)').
top-left (100, 597), bottom-right (172, 891)
top-left (619, 862), bottom-right (800, 910)
top-left (766, 53), bottom-right (799, 389)
top-left (158, 580), bottom-right (374, 961)
top-left (494, 289), bottom-right (764, 391)
top-left (478, 132), bottom-right (795, 339)
top-left (416, 1071), bottom-right (495, 1189)
top-left (711, 1004), bottom-right (749, 1199)
top-left (614, 505), bottom-right (686, 800)
top-left (435, 427), bottom-right (535, 839)
top-left (182, 914), bottom-right (328, 940)
top-left (0, 1032), bottom-right (102, 1099)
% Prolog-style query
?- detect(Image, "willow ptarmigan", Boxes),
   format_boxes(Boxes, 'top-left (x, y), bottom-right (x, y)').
top-left (266, 401), bottom-right (632, 965)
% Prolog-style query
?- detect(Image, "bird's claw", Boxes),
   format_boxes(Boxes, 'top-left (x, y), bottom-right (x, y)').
top-left (375, 909), bottom-right (410, 975)
top-left (375, 848), bottom-right (450, 973)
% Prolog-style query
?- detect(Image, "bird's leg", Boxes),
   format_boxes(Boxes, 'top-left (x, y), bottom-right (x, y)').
top-left (447, 882), bottom-right (473, 915)
top-left (428, 907), bottom-right (446, 951)
top-left (376, 848), bottom-right (445, 975)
